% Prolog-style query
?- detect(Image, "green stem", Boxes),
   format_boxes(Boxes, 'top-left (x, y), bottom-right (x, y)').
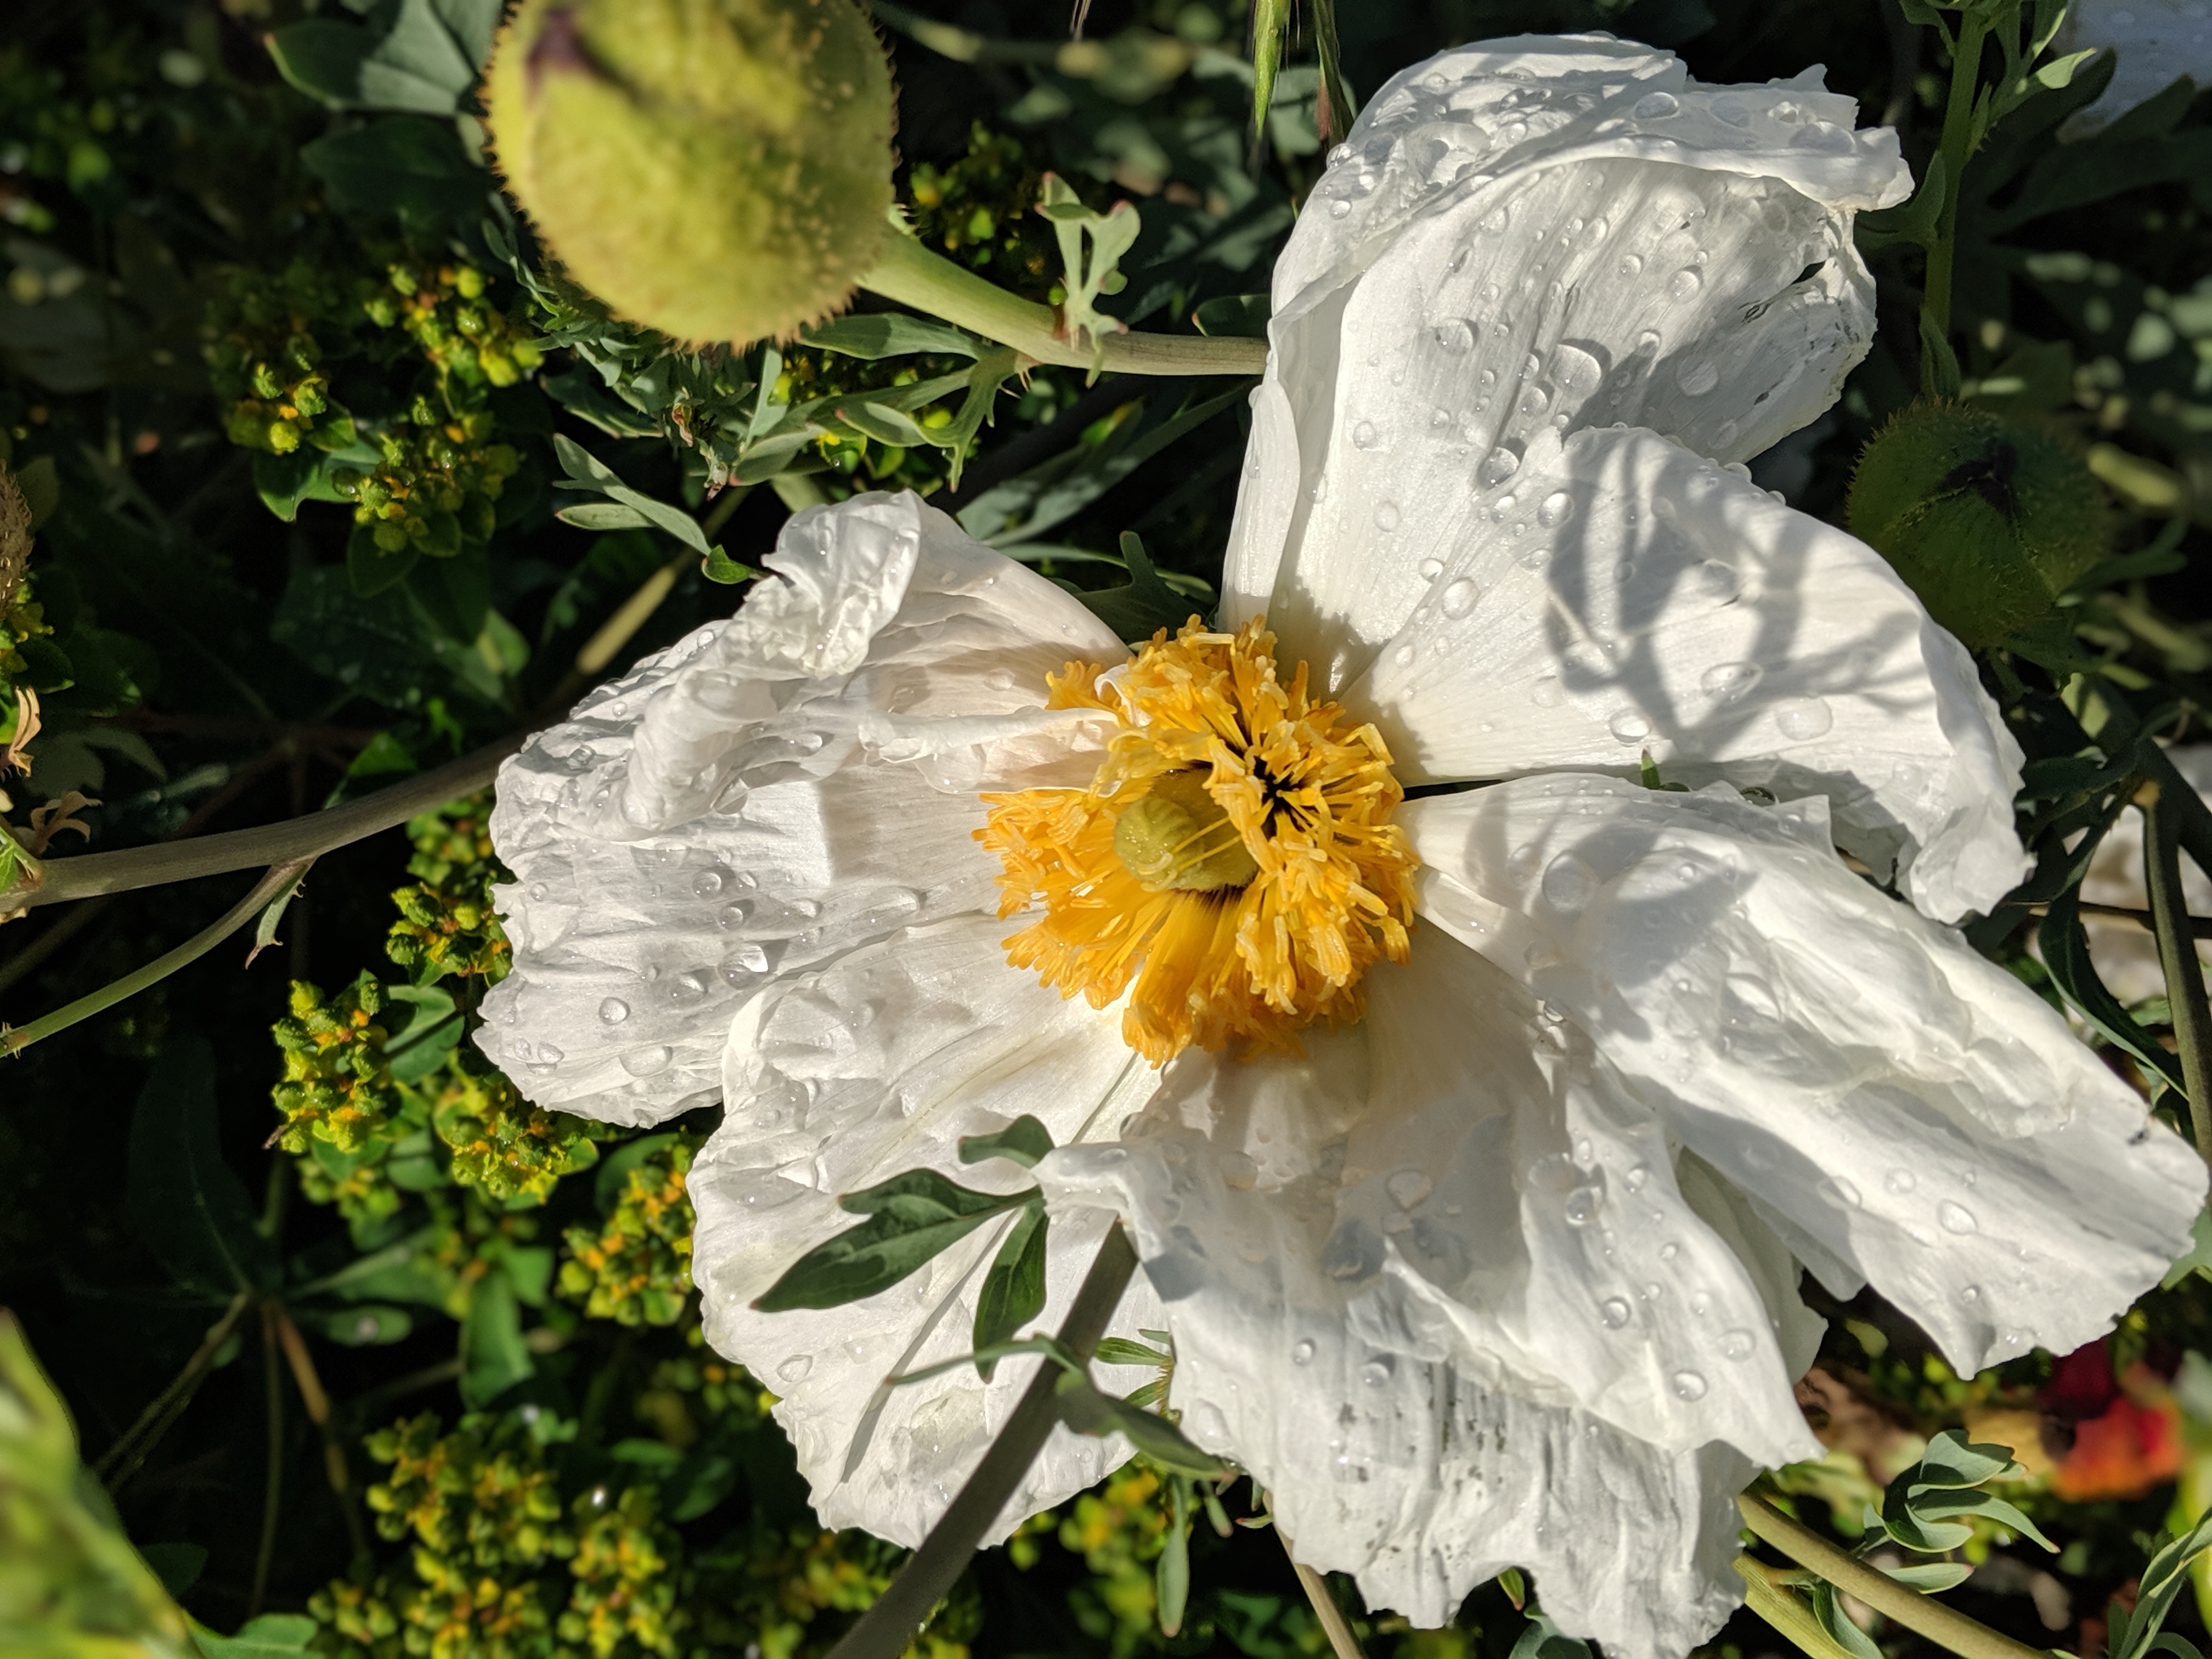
top-left (94, 1291), bottom-right (254, 1489)
top-left (826, 1224), bottom-right (1141, 1659)
top-left (250, 1302), bottom-right (283, 1617)
top-left (857, 233), bottom-right (1268, 379)
top-left (1920, 13), bottom-right (1990, 385)
top-left (2, 859), bottom-right (312, 1056)
top-left (1737, 1495), bottom-right (2046, 1659)
top-left (3, 735), bottom-right (518, 916)
top-left (1279, 1532), bottom-right (1368, 1659)
top-left (1734, 1558), bottom-right (1863, 1659)
top-left (2146, 782), bottom-right (2212, 1159)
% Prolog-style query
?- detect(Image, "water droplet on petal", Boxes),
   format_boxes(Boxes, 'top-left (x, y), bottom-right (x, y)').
top-left (1394, 642), bottom-right (1417, 668)
top-left (1774, 696), bottom-right (1835, 740)
top-left (528, 881), bottom-right (548, 901)
top-left (1832, 1177), bottom-right (1862, 1208)
top-left (1480, 447), bottom-right (1521, 486)
top-left (693, 869), bottom-right (726, 898)
top-left (1538, 490), bottom-right (1575, 528)
top-left (1542, 851), bottom-right (1599, 909)
top-left (1362, 1358), bottom-right (1393, 1387)
top-left (1292, 1338), bottom-right (1316, 1365)
top-left (1719, 1329), bottom-right (1756, 1361)
top-left (1940, 1200), bottom-right (1978, 1234)
top-left (1700, 661), bottom-right (1763, 703)
top-left (1675, 358), bottom-right (1720, 395)
top-left (1564, 1185), bottom-right (1602, 1226)
top-left (1668, 268), bottom-right (1703, 300)
top-left (1790, 121), bottom-right (1855, 154)
top-left (1418, 557), bottom-right (1444, 579)
top-left (1624, 1164), bottom-right (1650, 1193)
top-left (1329, 198), bottom-right (1352, 218)
top-left (1711, 94), bottom-right (1751, 127)
top-left (1441, 578), bottom-right (1479, 619)
top-left (1374, 501), bottom-right (1402, 531)
top-left (1519, 385), bottom-right (1551, 417)
top-left (621, 1046), bottom-right (673, 1078)
top-left (599, 997), bottom-right (630, 1024)
top-left (1353, 420), bottom-right (1380, 449)
top-left (1672, 1369), bottom-right (1709, 1401)
top-left (1600, 1297), bottom-right (1633, 1329)
top-left (777, 1354), bottom-right (813, 1383)
top-left (1434, 319), bottom-right (1477, 353)
top-left (1617, 252), bottom-right (1644, 277)
top-left (1885, 1167), bottom-right (1917, 1195)
top-left (1633, 91), bottom-right (1680, 120)
top-left (1608, 708), bottom-right (1654, 745)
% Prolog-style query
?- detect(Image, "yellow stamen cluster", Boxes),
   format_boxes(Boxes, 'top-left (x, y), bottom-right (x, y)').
top-left (978, 617), bottom-right (1417, 1063)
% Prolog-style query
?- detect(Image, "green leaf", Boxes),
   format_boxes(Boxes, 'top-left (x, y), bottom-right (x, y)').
top-left (267, 0), bottom-right (476, 116)
top-left (1809, 1582), bottom-right (1883, 1659)
top-left (1912, 1429), bottom-right (2021, 1491)
top-left (459, 1270), bottom-right (533, 1408)
top-left (2164, 1207), bottom-right (2212, 1289)
top-left (1037, 172), bottom-right (1142, 373)
top-left (318, 1305), bottom-right (414, 1346)
top-left (972, 1200), bottom-right (1048, 1378)
top-left (1157, 1476), bottom-right (1192, 1637)
top-left (140, 1542), bottom-right (207, 1598)
top-left (1052, 1372), bottom-right (1228, 1476)
top-left (2111, 1513), bottom-right (2212, 1659)
top-left (300, 116), bottom-right (490, 229)
top-left (555, 501), bottom-right (655, 531)
top-left (1506, 1610), bottom-right (1594, 1659)
top-left (347, 523), bottom-right (421, 599)
top-left (958, 1115), bottom-right (1055, 1169)
top-left (190, 1613), bottom-right (321, 1658)
top-left (1249, 0), bottom-right (1290, 139)
top-left (834, 399), bottom-right (931, 448)
top-left (552, 435), bottom-right (712, 552)
top-left (701, 546), bottom-right (758, 584)
top-left (2042, 884), bottom-right (2188, 1092)
top-left (1858, 149), bottom-right (1948, 253)
top-left (1079, 531), bottom-right (1194, 645)
top-left (1881, 1560), bottom-right (1975, 1593)
top-left (753, 1171), bottom-right (1034, 1312)
top-left (802, 314), bottom-right (979, 360)
top-left (125, 1040), bottom-right (277, 1298)
top-left (1093, 1336), bottom-right (1173, 1368)
top-left (253, 447), bottom-right (361, 522)
top-left (1192, 294), bottom-right (1270, 338)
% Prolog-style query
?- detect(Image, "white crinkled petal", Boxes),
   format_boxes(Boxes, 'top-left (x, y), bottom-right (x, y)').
top-left (1404, 775), bottom-right (2205, 1376)
top-left (478, 490), bottom-right (1124, 1125)
top-left (1346, 425), bottom-right (2028, 922)
top-left (690, 914), bottom-right (1165, 1547)
top-left (2077, 744), bottom-right (2212, 1004)
top-left (1226, 35), bottom-right (1908, 648)
top-left (1037, 1031), bottom-right (1759, 1657)
top-left (2056, 2), bottom-right (2212, 131)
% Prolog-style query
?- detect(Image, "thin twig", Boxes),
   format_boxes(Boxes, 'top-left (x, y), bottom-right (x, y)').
top-left (94, 1291), bottom-right (253, 1489)
top-left (826, 1224), bottom-right (1141, 1659)
top-left (2028, 898), bottom-right (2212, 939)
top-left (2, 857), bottom-right (312, 1056)
top-left (1279, 1532), bottom-right (1368, 1659)
top-left (250, 1302), bottom-right (284, 1617)
top-left (273, 1305), bottom-right (369, 1561)
top-left (1737, 1494), bottom-right (2047, 1659)
top-left (2145, 783), bottom-right (2212, 1158)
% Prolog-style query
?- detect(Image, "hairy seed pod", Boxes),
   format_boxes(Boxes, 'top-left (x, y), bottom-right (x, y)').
top-left (1847, 402), bottom-right (2105, 649)
top-left (483, 0), bottom-right (896, 346)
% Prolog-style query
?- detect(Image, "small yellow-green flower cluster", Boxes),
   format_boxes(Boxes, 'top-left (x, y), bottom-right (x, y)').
top-left (366, 1413), bottom-right (572, 1567)
top-left (906, 124), bottom-right (1057, 302)
top-left (387, 796), bottom-right (512, 984)
top-left (335, 413), bottom-right (522, 558)
top-left (205, 259), bottom-right (363, 456)
top-left (558, 1139), bottom-right (696, 1327)
top-left (1058, 1464), bottom-right (1173, 1654)
top-left (429, 1057), bottom-right (604, 1205)
top-left (558, 1487), bottom-right (682, 1658)
top-left (363, 261), bottom-right (544, 395)
top-left (272, 972), bottom-right (398, 1153)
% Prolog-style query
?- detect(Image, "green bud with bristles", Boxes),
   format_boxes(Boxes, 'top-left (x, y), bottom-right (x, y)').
top-left (483, 0), bottom-right (896, 346)
top-left (1846, 402), bottom-right (2106, 649)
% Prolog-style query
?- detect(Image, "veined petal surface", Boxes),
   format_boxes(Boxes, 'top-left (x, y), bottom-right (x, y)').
top-left (1226, 34), bottom-right (1911, 656)
top-left (1404, 775), bottom-right (2204, 1375)
top-left (477, 491), bottom-right (1124, 1125)
top-left (1348, 425), bottom-right (2028, 921)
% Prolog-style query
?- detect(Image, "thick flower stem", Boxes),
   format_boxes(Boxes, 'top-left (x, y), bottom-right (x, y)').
top-left (1279, 1533), bottom-right (1369, 1659)
top-left (2144, 781), bottom-right (2212, 1159)
top-left (2, 736), bottom-right (519, 916)
top-left (1918, 12), bottom-right (1991, 392)
top-left (1, 858), bottom-right (312, 1056)
top-left (826, 1223), bottom-right (1141, 1659)
top-left (1734, 1558), bottom-right (1862, 1659)
top-left (857, 232), bottom-right (1269, 379)
top-left (1736, 1496), bottom-right (2046, 1659)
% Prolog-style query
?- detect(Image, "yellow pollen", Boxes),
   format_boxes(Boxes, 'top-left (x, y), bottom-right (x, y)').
top-left (977, 616), bottom-right (1418, 1064)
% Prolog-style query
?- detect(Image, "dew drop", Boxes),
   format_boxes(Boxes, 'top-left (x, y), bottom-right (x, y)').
top-left (985, 667), bottom-right (1016, 691)
top-left (1719, 1328), bottom-right (1756, 1362)
top-left (534, 1042), bottom-right (565, 1066)
top-left (1518, 385), bottom-right (1551, 417)
top-left (726, 942), bottom-right (770, 974)
top-left (777, 1354), bottom-right (813, 1383)
top-left (1600, 1297), bottom-right (1633, 1329)
top-left (1667, 268), bottom-right (1703, 300)
top-left (1386, 1170), bottom-right (1433, 1209)
top-left (1624, 1164), bottom-right (1651, 1193)
top-left (1617, 253), bottom-right (1644, 278)
top-left (621, 1045), bottom-right (673, 1078)
top-left (1362, 1359), bottom-right (1393, 1387)
top-left (528, 881), bottom-right (548, 901)
top-left (790, 898), bottom-right (822, 919)
top-left (718, 902), bottom-right (752, 930)
top-left (598, 997), bottom-right (630, 1025)
top-left (1440, 578), bottom-right (1480, 619)
top-left (1538, 490), bottom-right (1575, 528)
top-left (1480, 206), bottom-right (1510, 234)
top-left (1790, 121), bottom-right (1855, 154)
top-left (1564, 1185), bottom-right (1602, 1226)
top-left (1672, 1369), bottom-right (1709, 1401)
top-left (1434, 319), bottom-right (1477, 353)
top-left (1374, 501), bottom-right (1402, 532)
top-left (1962, 1284), bottom-right (1983, 1304)
top-left (1353, 420), bottom-right (1380, 449)
top-left (1329, 198), bottom-right (1351, 218)
top-left (1292, 1338), bottom-right (1317, 1365)
top-left (1711, 93), bottom-right (1751, 127)
top-left (1885, 1167), bottom-right (1917, 1195)
top-left (1832, 1177), bottom-right (1862, 1208)
top-left (1773, 695), bottom-right (1835, 741)
top-left (1480, 447), bottom-right (1521, 486)
top-left (1542, 851), bottom-right (1599, 909)
top-left (1418, 557), bottom-right (1444, 579)
top-left (1700, 661), bottom-right (1763, 703)
top-left (1607, 708), bottom-right (1654, 746)
top-left (1675, 358), bottom-right (1720, 396)
top-left (1633, 91), bottom-right (1680, 120)
top-left (693, 869), bottom-right (726, 898)
top-left (1939, 1200), bottom-right (1979, 1235)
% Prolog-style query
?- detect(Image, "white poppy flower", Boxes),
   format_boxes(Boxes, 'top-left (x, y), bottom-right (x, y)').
top-left (2056, 0), bottom-right (2212, 131)
top-left (477, 35), bottom-right (2204, 1659)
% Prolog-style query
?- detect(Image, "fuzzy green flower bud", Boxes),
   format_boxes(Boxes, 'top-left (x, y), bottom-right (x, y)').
top-left (483, 0), bottom-right (897, 346)
top-left (1846, 403), bottom-right (2105, 648)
